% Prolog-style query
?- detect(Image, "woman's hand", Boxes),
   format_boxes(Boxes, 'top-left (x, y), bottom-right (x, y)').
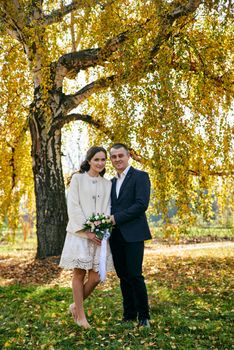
top-left (86, 232), bottom-right (101, 245)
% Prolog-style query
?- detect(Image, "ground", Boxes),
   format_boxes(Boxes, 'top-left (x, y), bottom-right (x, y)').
top-left (0, 241), bottom-right (233, 286)
top-left (0, 240), bottom-right (233, 350)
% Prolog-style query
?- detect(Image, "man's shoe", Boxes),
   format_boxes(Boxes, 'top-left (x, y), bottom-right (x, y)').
top-left (138, 319), bottom-right (150, 328)
top-left (122, 317), bottom-right (137, 323)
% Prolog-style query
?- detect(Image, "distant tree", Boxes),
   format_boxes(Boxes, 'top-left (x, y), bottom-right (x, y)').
top-left (0, 0), bottom-right (233, 257)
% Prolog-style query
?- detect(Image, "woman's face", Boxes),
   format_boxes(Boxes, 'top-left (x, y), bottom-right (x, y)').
top-left (88, 151), bottom-right (106, 174)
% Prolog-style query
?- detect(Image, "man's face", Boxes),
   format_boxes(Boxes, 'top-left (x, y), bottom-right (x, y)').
top-left (110, 147), bottom-right (130, 173)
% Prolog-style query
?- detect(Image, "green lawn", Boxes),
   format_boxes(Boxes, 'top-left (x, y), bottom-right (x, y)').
top-left (150, 226), bottom-right (234, 244)
top-left (0, 240), bottom-right (233, 350)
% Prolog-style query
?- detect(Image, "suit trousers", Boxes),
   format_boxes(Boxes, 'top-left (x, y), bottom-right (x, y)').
top-left (109, 228), bottom-right (150, 320)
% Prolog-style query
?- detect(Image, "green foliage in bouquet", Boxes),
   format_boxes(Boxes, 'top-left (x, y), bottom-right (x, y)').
top-left (83, 214), bottom-right (113, 239)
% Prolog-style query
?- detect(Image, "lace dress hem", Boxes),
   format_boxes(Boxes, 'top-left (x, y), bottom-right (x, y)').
top-left (59, 256), bottom-right (114, 272)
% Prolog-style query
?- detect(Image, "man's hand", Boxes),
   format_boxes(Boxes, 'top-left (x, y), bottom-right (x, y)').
top-left (86, 232), bottom-right (101, 245)
top-left (111, 215), bottom-right (116, 225)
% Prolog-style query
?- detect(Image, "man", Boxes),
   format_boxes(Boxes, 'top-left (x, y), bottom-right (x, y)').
top-left (109, 143), bottom-right (151, 328)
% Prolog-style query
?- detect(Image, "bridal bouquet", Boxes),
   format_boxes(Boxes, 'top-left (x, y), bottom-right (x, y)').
top-left (83, 213), bottom-right (113, 282)
top-left (83, 213), bottom-right (112, 239)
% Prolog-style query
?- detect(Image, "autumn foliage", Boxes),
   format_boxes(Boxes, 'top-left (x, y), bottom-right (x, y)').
top-left (0, 1), bottom-right (233, 256)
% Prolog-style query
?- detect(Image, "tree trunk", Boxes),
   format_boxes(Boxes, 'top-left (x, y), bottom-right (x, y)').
top-left (29, 108), bottom-right (68, 258)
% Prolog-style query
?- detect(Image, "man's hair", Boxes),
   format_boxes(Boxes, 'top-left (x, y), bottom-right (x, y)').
top-left (110, 143), bottom-right (129, 152)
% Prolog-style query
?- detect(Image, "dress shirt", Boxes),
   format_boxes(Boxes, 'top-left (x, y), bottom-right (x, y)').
top-left (116, 165), bottom-right (131, 198)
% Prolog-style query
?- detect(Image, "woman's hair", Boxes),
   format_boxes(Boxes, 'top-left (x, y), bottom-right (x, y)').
top-left (79, 146), bottom-right (107, 176)
top-left (67, 146), bottom-right (107, 186)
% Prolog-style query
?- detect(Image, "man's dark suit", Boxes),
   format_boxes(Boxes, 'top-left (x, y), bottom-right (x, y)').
top-left (109, 166), bottom-right (151, 321)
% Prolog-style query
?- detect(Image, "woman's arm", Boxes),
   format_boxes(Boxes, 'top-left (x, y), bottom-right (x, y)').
top-left (66, 175), bottom-right (86, 233)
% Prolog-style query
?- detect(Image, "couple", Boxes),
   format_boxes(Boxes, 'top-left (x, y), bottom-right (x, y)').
top-left (59, 143), bottom-right (152, 329)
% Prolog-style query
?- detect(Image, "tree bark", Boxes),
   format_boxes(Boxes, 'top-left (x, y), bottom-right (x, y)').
top-left (29, 104), bottom-right (68, 258)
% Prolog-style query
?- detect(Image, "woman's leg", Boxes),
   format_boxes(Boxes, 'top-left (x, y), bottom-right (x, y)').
top-left (72, 268), bottom-right (90, 328)
top-left (71, 269), bottom-right (100, 327)
top-left (83, 270), bottom-right (100, 299)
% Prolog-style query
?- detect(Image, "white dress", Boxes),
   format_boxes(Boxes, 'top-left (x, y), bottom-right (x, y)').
top-left (59, 172), bottom-right (114, 272)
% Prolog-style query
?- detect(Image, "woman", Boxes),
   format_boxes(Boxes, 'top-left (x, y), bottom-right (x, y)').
top-left (59, 146), bottom-right (113, 329)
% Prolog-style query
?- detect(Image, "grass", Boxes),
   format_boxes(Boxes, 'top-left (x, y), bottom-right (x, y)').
top-left (1, 226), bottom-right (233, 253)
top-left (150, 226), bottom-right (234, 244)
top-left (0, 234), bottom-right (233, 349)
top-left (0, 234), bottom-right (36, 253)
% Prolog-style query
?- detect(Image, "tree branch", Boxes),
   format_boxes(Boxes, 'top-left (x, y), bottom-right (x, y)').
top-left (171, 61), bottom-right (234, 93)
top-left (168, 0), bottom-right (201, 21)
top-left (61, 75), bottom-right (115, 113)
top-left (43, 0), bottom-right (98, 25)
top-left (6, 143), bottom-right (16, 190)
top-left (188, 169), bottom-right (234, 176)
top-left (151, 0), bottom-right (202, 56)
top-left (54, 48), bottom-right (101, 88)
top-left (0, 1), bottom-right (27, 43)
top-left (54, 30), bottom-right (128, 89)
top-left (54, 0), bottom-right (201, 87)
top-left (51, 113), bottom-right (101, 132)
top-left (52, 110), bottom-right (233, 178)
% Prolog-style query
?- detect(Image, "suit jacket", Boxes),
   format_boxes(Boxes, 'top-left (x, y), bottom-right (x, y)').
top-left (111, 166), bottom-right (152, 242)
